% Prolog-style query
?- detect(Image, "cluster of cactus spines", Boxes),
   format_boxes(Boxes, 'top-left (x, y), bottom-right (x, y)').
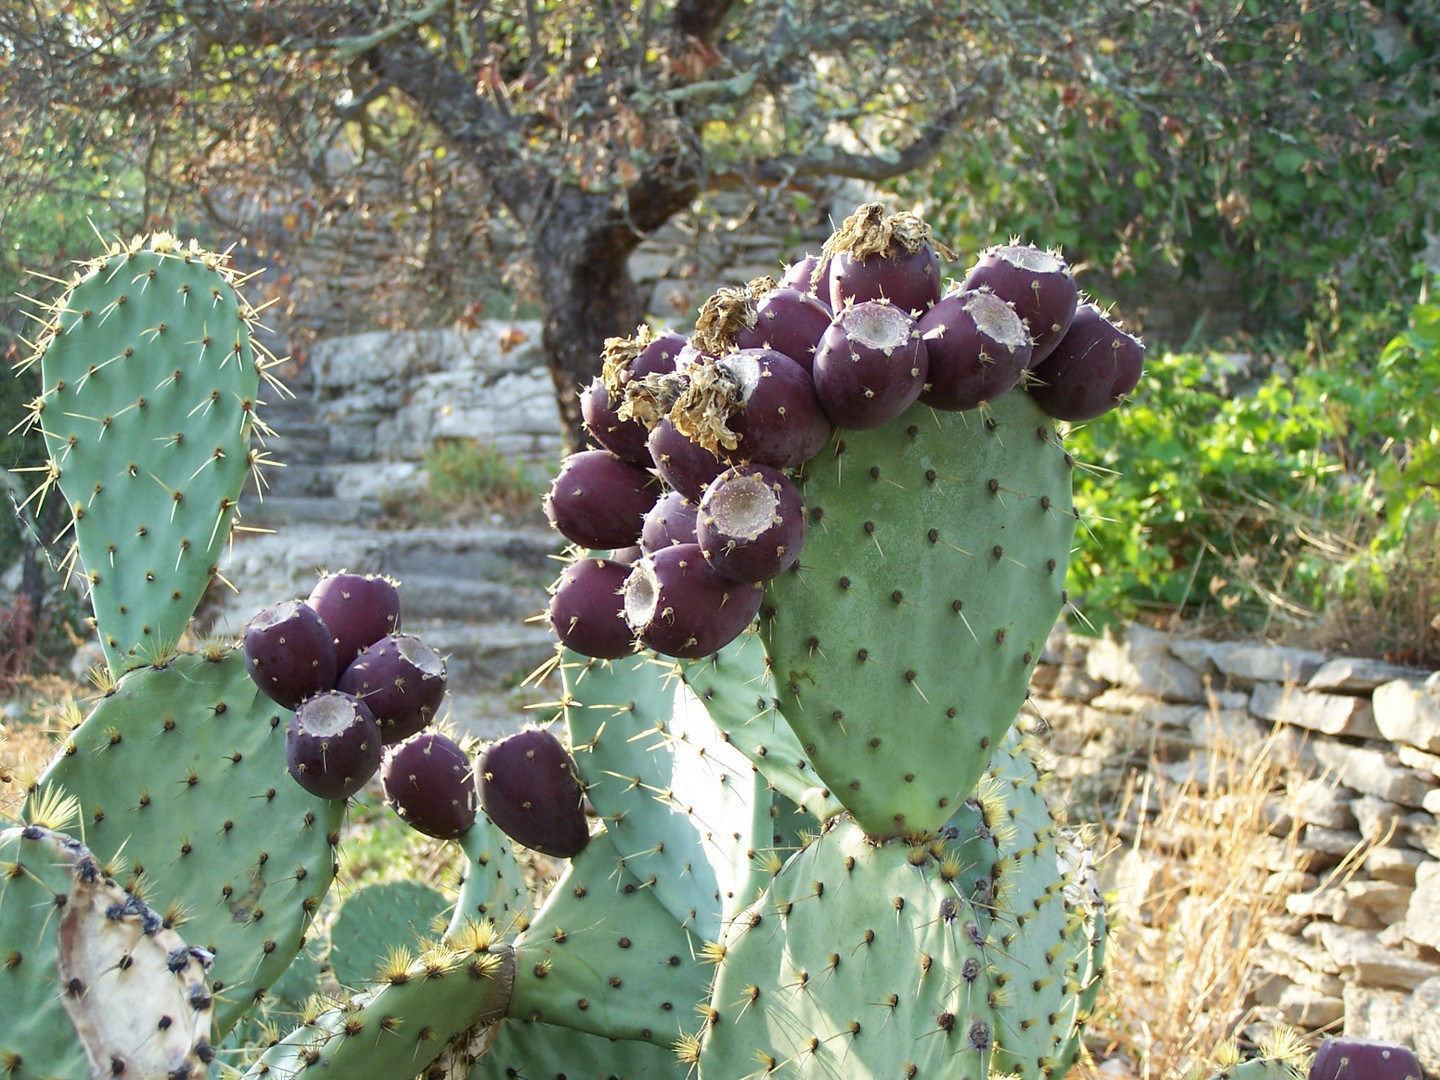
top-left (21, 233), bottom-right (278, 674)
top-left (0, 811), bottom-right (216, 1079)
top-left (762, 388), bottom-right (1077, 838)
top-left (35, 649), bottom-right (346, 1039)
top-left (240, 920), bottom-right (515, 1080)
top-left (324, 880), bottom-right (448, 989)
top-left (445, 815), bottom-right (530, 934)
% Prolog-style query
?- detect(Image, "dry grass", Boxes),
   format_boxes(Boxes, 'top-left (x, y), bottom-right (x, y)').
top-left (1075, 724), bottom-right (1308, 1079)
top-left (0, 673), bottom-right (89, 820)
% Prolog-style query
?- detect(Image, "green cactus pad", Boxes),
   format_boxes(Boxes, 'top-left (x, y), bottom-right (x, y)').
top-left (445, 815), bottom-right (530, 938)
top-left (950, 733), bottom-right (1107, 1079)
top-left (467, 1018), bottom-right (688, 1079)
top-left (327, 880), bottom-right (447, 989)
top-left (761, 392), bottom-right (1076, 837)
top-left (679, 632), bottom-right (845, 824)
top-left (29, 234), bottom-right (269, 673)
top-left (562, 651), bottom-right (772, 940)
top-left (0, 821), bottom-right (215, 1080)
top-left (508, 827), bottom-right (711, 1049)
top-left (38, 648), bottom-right (344, 1039)
top-left (241, 928), bottom-right (514, 1080)
top-left (695, 817), bottom-right (994, 1080)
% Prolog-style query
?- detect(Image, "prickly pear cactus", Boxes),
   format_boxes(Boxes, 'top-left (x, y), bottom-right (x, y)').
top-left (23, 233), bottom-right (273, 673)
top-left (761, 393), bottom-right (1075, 838)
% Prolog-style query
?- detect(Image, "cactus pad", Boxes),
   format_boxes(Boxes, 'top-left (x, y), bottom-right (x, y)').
top-left (562, 651), bottom-right (772, 939)
top-left (28, 234), bottom-right (270, 673)
top-left (508, 827), bottom-right (711, 1048)
top-left (761, 391), bottom-right (1075, 837)
top-left (38, 648), bottom-right (344, 1038)
top-left (0, 821), bottom-right (215, 1080)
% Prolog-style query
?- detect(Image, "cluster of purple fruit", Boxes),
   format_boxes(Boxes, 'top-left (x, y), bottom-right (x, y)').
top-left (544, 203), bottom-right (1146, 661)
top-left (242, 573), bottom-right (592, 856)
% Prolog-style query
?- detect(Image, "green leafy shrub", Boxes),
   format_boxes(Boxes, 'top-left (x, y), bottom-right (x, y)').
top-left (417, 437), bottom-right (551, 522)
top-left (1068, 286), bottom-right (1440, 659)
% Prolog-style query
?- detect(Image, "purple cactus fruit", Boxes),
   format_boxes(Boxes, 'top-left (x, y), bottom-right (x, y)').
top-left (305, 572), bottom-right (402, 668)
top-left (641, 489), bottom-right (700, 552)
top-left (647, 418), bottom-right (728, 503)
top-left (381, 731), bottom-right (478, 840)
top-left (917, 289), bottom-right (1034, 412)
top-left (812, 299), bottom-right (929, 429)
top-left (779, 253), bottom-right (829, 297)
top-left (285, 691), bottom-right (383, 801)
top-left (242, 599), bottom-right (338, 710)
top-left (1027, 303), bottom-right (1145, 422)
top-left (476, 728), bottom-right (590, 858)
top-left (719, 349), bottom-right (833, 468)
top-left (621, 543), bottom-right (764, 659)
top-left (822, 203), bottom-right (945, 314)
top-left (544, 449), bottom-right (661, 549)
top-left (962, 244), bottom-right (1078, 366)
top-left (581, 375), bottom-right (652, 465)
top-left (336, 633), bottom-right (448, 744)
top-left (546, 557), bottom-right (635, 660)
top-left (1309, 1037), bottom-right (1422, 1080)
top-left (697, 464), bottom-right (807, 583)
top-left (632, 331), bottom-right (689, 378)
top-left (734, 287), bottom-right (834, 373)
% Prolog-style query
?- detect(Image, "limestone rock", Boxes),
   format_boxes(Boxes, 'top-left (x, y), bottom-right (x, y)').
top-left (1085, 625), bottom-right (1206, 702)
top-left (1364, 845), bottom-right (1427, 885)
top-left (1311, 921), bottom-right (1440, 990)
top-left (1312, 740), bottom-right (1437, 808)
top-left (1403, 862), bottom-right (1440, 952)
top-left (1288, 778), bottom-right (1359, 830)
top-left (1251, 681), bottom-right (1381, 738)
top-left (1309, 657), bottom-right (1431, 695)
top-left (1403, 976), bottom-right (1440, 1076)
top-left (1374, 679), bottom-right (1440, 754)
top-left (1215, 643), bottom-right (1329, 686)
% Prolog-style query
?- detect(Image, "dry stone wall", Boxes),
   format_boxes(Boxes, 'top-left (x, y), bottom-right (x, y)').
top-left (1032, 622), bottom-right (1440, 1071)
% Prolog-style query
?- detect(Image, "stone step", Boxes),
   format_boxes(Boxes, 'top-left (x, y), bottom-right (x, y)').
top-left (408, 616), bottom-right (558, 698)
top-left (206, 522), bottom-right (560, 635)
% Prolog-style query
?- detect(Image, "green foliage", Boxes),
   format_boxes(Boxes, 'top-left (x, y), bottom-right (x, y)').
top-left (418, 437), bottom-right (550, 520)
top-left (1067, 288), bottom-right (1440, 653)
top-left (898, 3), bottom-right (1440, 340)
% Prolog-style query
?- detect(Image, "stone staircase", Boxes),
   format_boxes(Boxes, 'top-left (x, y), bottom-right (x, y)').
top-left (208, 384), bottom-right (565, 742)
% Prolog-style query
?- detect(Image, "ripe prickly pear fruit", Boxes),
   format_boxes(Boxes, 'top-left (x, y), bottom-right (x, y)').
top-left (779, 253), bottom-right (829, 297)
top-left (621, 543), bottom-right (764, 658)
top-left (381, 731), bottom-right (478, 839)
top-left (962, 243), bottom-right (1079, 365)
top-left (670, 349), bottom-right (832, 469)
top-left (812, 299), bottom-right (929, 429)
top-left (242, 599), bottom-right (338, 709)
top-left (1309, 1037), bottom-right (1422, 1080)
top-left (734, 286), bottom-right (833, 372)
top-left (306, 571), bottom-right (402, 667)
top-left (544, 448), bottom-right (661, 549)
top-left (580, 375), bottom-right (652, 464)
top-left (285, 690), bottom-right (383, 800)
top-left (697, 464), bottom-right (806, 583)
top-left (647, 418), bottom-right (728, 503)
top-left (917, 288), bottom-right (1034, 411)
top-left (546, 557), bottom-right (636, 659)
top-left (476, 728), bottom-right (590, 858)
top-left (336, 632), bottom-right (448, 744)
top-left (1027, 302), bottom-right (1146, 422)
top-left (641, 489), bottom-right (700, 552)
top-left (822, 201), bottom-right (946, 314)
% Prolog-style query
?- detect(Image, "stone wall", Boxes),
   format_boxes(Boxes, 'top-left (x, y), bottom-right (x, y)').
top-left (1032, 623), bottom-right (1440, 1071)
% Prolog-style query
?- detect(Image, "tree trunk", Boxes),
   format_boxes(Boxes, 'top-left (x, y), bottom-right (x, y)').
top-left (531, 211), bottom-right (648, 452)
